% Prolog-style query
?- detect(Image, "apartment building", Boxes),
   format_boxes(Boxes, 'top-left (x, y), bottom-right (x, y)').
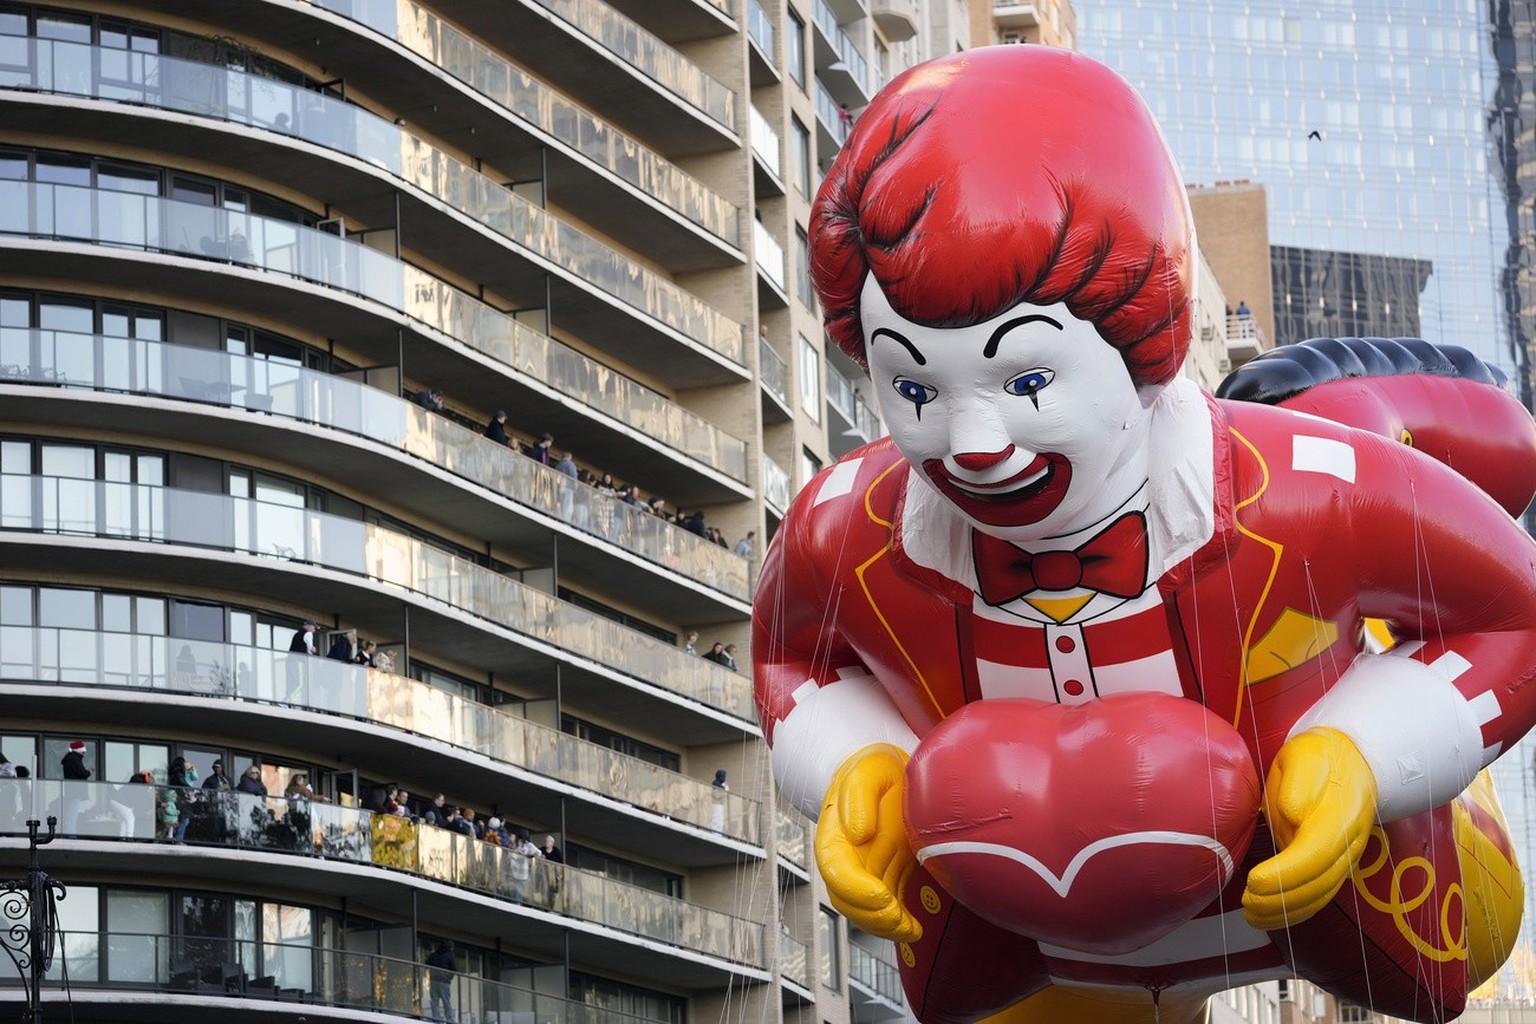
top-left (0, 0), bottom-right (918, 1021)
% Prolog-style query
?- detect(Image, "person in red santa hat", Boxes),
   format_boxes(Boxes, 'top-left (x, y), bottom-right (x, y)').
top-left (754, 44), bottom-right (1536, 1024)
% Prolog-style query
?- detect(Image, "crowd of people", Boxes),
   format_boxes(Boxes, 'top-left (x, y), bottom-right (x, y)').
top-left (414, 389), bottom-right (755, 558)
top-left (681, 631), bottom-right (741, 671)
top-left (286, 621), bottom-right (394, 675)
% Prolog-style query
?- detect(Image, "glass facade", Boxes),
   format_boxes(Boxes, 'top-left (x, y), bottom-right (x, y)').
top-left (1081, 0), bottom-right (1509, 366)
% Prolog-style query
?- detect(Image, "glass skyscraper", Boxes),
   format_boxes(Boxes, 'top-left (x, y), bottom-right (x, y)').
top-left (1078, 0), bottom-right (1510, 370)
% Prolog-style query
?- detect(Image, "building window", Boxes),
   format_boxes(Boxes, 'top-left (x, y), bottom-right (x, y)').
top-left (798, 335), bottom-right (821, 423)
top-left (790, 117), bottom-right (811, 196)
top-left (818, 906), bottom-right (840, 990)
top-left (1338, 1005), bottom-right (1371, 1024)
top-left (786, 9), bottom-right (806, 88)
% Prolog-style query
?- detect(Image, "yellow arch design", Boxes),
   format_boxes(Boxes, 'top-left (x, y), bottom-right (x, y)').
top-left (1227, 426), bottom-right (1284, 730)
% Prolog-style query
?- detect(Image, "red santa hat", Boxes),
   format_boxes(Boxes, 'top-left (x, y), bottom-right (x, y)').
top-left (69, 740), bottom-right (86, 752)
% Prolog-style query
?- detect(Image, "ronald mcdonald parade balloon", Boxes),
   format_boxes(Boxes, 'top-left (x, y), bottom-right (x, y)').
top-left (752, 46), bottom-right (1536, 1024)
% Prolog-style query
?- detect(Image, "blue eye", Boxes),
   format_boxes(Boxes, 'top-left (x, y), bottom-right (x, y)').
top-left (892, 376), bottom-right (937, 408)
top-left (1005, 369), bottom-right (1055, 404)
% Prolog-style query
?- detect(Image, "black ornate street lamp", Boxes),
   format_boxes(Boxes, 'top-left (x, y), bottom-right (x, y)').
top-left (1, 817), bottom-right (66, 1024)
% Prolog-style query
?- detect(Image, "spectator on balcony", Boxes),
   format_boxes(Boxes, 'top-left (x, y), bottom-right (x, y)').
top-left (228, 229), bottom-right (251, 262)
top-left (541, 834), bottom-right (565, 906)
top-left (703, 642), bottom-right (727, 664)
top-left (168, 757), bottom-right (198, 842)
top-left (284, 772), bottom-right (329, 805)
top-left (236, 764), bottom-right (268, 797)
top-left (424, 793), bottom-right (448, 826)
top-left (483, 816), bottom-right (507, 847)
top-left (60, 740), bottom-right (91, 837)
top-left (683, 631), bottom-right (699, 656)
top-left (684, 511), bottom-right (707, 538)
top-left (286, 621), bottom-right (318, 701)
top-left (531, 433), bottom-right (555, 465)
top-left (356, 640), bottom-right (378, 667)
top-left (1236, 299), bottom-right (1251, 318)
top-left (509, 829), bottom-right (542, 904)
top-left (426, 940), bottom-right (458, 1024)
top-left (711, 769), bottom-right (729, 832)
top-left (414, 387), bottom-right (444, 412)
top-left (733, 531), bottom-right (756, 559)
top-left (721, 644), bottom-right (740, 672)
top-left (203, 760), bottom-right (231, 791)
top-left (484, 410), bottom-right (511, 447)
top-left (555, 451), bottom-right (577, 478)
top-left (394, 789), bottom-right (415, 819)
top-left (456, 807), bottom-right (479, 838)
top-left (326, 630), bottom-right (357, 663)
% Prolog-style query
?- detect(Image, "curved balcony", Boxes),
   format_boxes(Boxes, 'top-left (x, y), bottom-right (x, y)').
top-left (0, 329), bottom-right (750, 605)
top-left (0, 780), bottom-right (765, 970)
top-left (289, 0), bottom-right (739, 254)
top-left (0, 36), bottom-right (747, 368)
top-left (0, 180), bottom-right (749, 490)
top-left (0, 626), bottom-right (760, 844)
top-left (425, 0), bottom-right (738, 148)
top-left (8, 929), bottom-right (664, 1024)
top-left (0, 476), bottom-right (757, 728)
top-left (778, 931), bottom-right (813, 993)
top-left (775, 805), bottom-right (808, 873)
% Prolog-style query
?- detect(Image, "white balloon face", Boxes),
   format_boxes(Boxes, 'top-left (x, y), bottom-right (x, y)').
top-left (860, 275), bottom-right (1154, 539)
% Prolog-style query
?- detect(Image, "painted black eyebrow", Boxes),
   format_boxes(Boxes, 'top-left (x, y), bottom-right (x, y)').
top-left (983, 314), bottom-right (1063, 359)
top-left (869, 327), bottom-right (926, 365)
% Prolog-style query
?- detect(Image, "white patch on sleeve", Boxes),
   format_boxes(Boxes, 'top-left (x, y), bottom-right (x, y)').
top-left (1289, 652), bottom-right (1484, 820)
top-left (770, 669), bottom-right (919, 820)
top-left (1292, 435), bottom-right (1356, 483)
top-left (813, 458), bottom-right (864, 507)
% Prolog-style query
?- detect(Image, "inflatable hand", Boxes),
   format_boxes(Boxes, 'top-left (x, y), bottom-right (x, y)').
top-left (1242, 727), bottom-right (1378, 931)
top-left (815, 743), bottom-right (922, 942)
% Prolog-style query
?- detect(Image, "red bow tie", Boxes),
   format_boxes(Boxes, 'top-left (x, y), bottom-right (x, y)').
top-left (972, 511), bottom-right (1150, 606)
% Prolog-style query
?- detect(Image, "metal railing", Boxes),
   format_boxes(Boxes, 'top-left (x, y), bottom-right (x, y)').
top-left (753, 218), bottom-right (786, 291)
top-left (5, 928), bottom-right (665, 1024)
top-left (0, 626), bottom-right (760, 841)
top-left (0, 781), bottom-right (763, 966)
top-left (848, 941), bottom-right (904, 1003)
top-left (0, 476), bottom-right (756, 725)
top-left (0, 35), bottom-right (746, 362)
top-left (762, 455), bottom-right (791, 515)
top-left (525, 0), bottom-right (737, 130)
top-left (299, 0), bottom-right (740, 243)
top-left (758, 335), bottom-right (790, 407)
top-left (1225, 313), bottom-right (1268, 353)
top-left (0, 181), bottom-right (750, 480)
top-left (0, 329), bottom-right (750, 601)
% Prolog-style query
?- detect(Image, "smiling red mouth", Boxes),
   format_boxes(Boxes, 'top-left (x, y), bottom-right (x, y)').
top-left (922, 453), bottom-right (1073, 526)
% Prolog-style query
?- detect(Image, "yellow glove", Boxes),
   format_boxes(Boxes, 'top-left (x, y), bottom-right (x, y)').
top-left (1242, 726), bottom-right (1378, 931)
top-left (815, 743), bottom-right (922, 943)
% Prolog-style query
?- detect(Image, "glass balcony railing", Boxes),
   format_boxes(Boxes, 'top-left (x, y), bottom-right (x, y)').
top-left (0, 476), bottom-right (757, 724)
top-left (746, 0), bottom-right (776, 63)
top-left (778, 930), bottom-right (812, 989)
top-left (815, 77), bottom-right (849, 146)
top-left (0, 181), bottom-right (749, 479)
top-left (0, 780), bottom-right (764, 966)
top-left (811, 0), bottom-right (869, 94)
top-left (826, 364), bottom-right (881, 441)
top-left (0, 626), bottom-right (760, 841)
top-left (517, 0), bottom-right (737, 130)
top-left (0, 36), bottom-right (746, 362)
top-left (0, 329), bottom-right (750, 601)
top-left (749, 104), bottom-right (782, 175)
top-left (775, 803), bottom-right (807, 870)
top-left (298, 0), bottom-right (739, 244)
top-left (758, 335), bottom-right (789, 407)
top-left (848, 942), bottom-right (904, 1003)
top-left (9, 929), bottom-right (665, 1024)
top-left (762, 454), bottom-right (791, 514)
top-left (753, 219), bottom-right (786, 291)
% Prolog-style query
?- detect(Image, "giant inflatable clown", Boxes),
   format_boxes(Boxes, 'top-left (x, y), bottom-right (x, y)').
top-left (753, 46), bottom-right (1536, 1023)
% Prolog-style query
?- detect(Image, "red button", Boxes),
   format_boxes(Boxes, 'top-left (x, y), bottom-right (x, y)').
top-left (1062, 680), bottom-right (1084, 696)
top-left (1055, 636), bottom-right (1075, 654)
